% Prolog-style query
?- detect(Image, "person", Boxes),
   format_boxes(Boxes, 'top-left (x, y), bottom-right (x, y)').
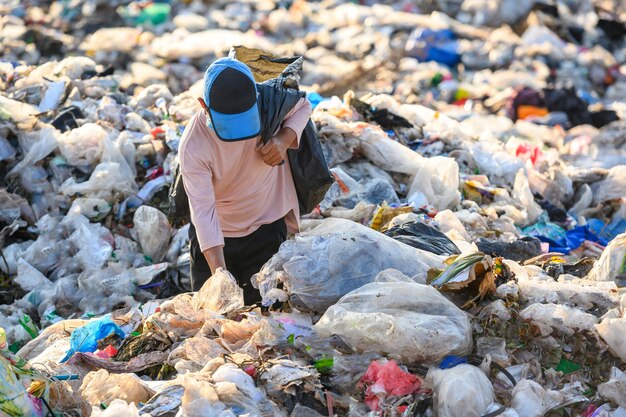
top-left (178, 57), bottom-right (312, 304)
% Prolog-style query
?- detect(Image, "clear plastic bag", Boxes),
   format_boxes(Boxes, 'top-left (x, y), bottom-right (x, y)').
top-left (192, 268), bottom-right (244, 315)
top-left (132, 205), bottom-right (172, 263)
top-left (314, 281), bottom-right (473, 363)
top-left (58, 122), bottom-right (108, 167)
top-left (60, 162), bottom-right (138, 201)
top-left (252, 218), bottom-right (444, 313)
top-left (80, 369), bottom-right (155, 407)
top-left (7, 125), bottom-right (59, 176)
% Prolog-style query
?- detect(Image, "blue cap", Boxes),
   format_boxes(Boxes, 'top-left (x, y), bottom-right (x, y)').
top-left (203, 58), bottom-right (261, 141)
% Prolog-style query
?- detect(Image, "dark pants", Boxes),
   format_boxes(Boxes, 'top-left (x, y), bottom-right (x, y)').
top-left (189, 218), bottom-right (287, 305)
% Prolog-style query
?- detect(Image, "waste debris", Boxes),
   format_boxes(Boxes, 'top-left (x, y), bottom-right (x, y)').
top-left (1, 0), bottom-right (626, 415)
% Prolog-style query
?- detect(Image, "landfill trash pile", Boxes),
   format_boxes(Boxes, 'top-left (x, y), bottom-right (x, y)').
top-left (2, 0), bottom-right (626, 416)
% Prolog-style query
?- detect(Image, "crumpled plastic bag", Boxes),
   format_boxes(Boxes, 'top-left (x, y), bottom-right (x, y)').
top-left (511, 380), bottom-right (587, 417)
top-left (407, 155), bottom-right (461, 210)
top-left (91, 399), bottom-right (141, 417)
top-left (61, 315), bottom-right (125, 362)
top-left (519, 303), bottom-right (598, 336)
top-left (252, 218), bottom-right (444, 313)
top-left (587, 233), bottom-right (626, 283)
top-left (598, 367), bottom-right (626, 408)
top-left (80, 369), bottom-right (154, 407)
top-left (192, 268), bottom-right (244, 316)
top-left (7, 125), bottom-right (59, 176)
top-left (427, 364), bottom-right (495, 417)
top-left (57, 122), bottom-right (108, 167)
top-left (512, 169), bottom-right (542, 227)
top-left (314, 281), bottom-right (472, 363)
top-left (596, 309), bottom-right (626, 364)
top-left (132, 205), bottom-right (172, 263)
top-left (60, 162), bottom-right (137, 201)
top-left (592, 166), bottom-right (626, 204)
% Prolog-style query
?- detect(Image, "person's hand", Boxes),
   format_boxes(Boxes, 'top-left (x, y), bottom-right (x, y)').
top-left (256, 128), bottom-right (296, 166)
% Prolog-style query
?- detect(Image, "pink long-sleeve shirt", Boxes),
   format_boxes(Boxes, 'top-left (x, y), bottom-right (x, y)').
top-left (179, 97), bottom-right (312, 252)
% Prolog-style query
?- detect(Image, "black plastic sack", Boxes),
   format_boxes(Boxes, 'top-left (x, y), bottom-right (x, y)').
top-left (167, 160), bottom-right (189, 225)
top-left (476, 236), bottom-right (542, 263)
top-left (384, 221), bottom-right (460, 256)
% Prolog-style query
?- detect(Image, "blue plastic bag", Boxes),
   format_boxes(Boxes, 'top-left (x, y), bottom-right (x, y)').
top-left (405, 29), bottom-right (461, 66)
top-left (523, 221), bottom-right (609, 253)
top-left (61, 315), bottom-right (125, 363)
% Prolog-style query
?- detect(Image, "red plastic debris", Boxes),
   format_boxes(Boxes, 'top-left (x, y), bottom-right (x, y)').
top-left (516, 142), bottom-right (543, 166)
top-left (94, 345), bottom-right (118, 359)
top-left (150, 126), bottom-right (165, 139)
top-left (358, 359), bottom-right (422, 411)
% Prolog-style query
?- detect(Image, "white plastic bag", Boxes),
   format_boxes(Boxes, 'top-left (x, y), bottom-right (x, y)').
top-left (592, 166), bottom-right (626, 204)
top-left (519, 303), bottom-right (598, 336)
top-left (132, 205), bottom-right (172, 262)
top-left (407, 156), bottom-right (461, 210)
top-left (427, 364), bottom-right (495, 417)
top-left (596, 315), bottom-right (626, 363)
top-left (598, 367), bottom-right (626, 408)
top-left (91, 400), bottom-right (140, 417)
top-left (58, 122), bottom-right (108, 167)
top-left (60, 162), bottom-right (138, 201)
top-left (355, 124), bottom-right (422, 175)
top-left (69, 221), bottom-right (114, 271)
top-left (192, 268), bottom-right (244, 315)
top-left (68, 198), bottom-right (111, 220)
top-left (314, 281), bottom-right (472, 363)
top-left (511, 380), bottom-right (587, 417)
top-left (468, 141), bottom-right (523, 185)
top-left (7, 125), bottom-right (59, 176)
top-left (15, 259), bottom-right (53, 292)
top-left (587, 233), bottom-right (626, 283)
top-left (512, 169), bottom-right (542, 227)
top-left (252, 218), bottom-right (444, 313)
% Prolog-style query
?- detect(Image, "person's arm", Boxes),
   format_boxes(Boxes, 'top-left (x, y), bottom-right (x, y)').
top-left (202, 246), bottom-right (226, 272)
top-left (257, 97), bottom-right (313, 166)
top-left (180, 130), bottom-right (226, 274)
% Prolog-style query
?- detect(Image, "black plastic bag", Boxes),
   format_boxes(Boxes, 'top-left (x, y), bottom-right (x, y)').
top-left (476, 237), bottom-right (542, 262)
top-left (384, 221), bottom-right (460, 256)
top-left (257, 81), bottom-right (334, 214)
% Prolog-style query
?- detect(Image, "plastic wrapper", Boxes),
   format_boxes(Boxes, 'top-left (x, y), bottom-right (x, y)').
top-left (253, 218), bottom-right (444, 313)
top-left (315, 281), bottom-right (472, 363)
